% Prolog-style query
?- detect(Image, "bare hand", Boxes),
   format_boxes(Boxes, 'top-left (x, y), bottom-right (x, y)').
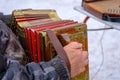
top-left (64, 42), bottom-right (88, 77)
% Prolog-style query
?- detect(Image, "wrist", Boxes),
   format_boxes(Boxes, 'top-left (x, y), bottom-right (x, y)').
top-left (50, 56), bottom-right (70, 79)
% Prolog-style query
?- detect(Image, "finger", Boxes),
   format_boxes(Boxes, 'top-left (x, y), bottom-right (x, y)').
top-left (75, 43), bottom-right (82, 49)
top-left (71, 58), bottom-right (88, 70)
top-left (82, 59), bottom-right (89, 67)
top-left (82, 51), bottom-right (88, 60)
top-left (71, 67), bottom-right (86, 78)
top-left (76, 59), bottom-right (88, 69)
top-left (79, 67), bottom-right (86, 73)
top-left (70, 42), bottom-right (83, 49)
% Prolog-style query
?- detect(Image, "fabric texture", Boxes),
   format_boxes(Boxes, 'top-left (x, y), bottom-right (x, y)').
top-left (1, 56), bottom-right (70, 80)
top-left (0, 20), bottom-right (26, 64)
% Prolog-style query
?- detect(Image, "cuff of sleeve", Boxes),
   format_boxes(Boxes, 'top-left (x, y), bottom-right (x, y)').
top-left (50, 56), bottom-right (70, 80)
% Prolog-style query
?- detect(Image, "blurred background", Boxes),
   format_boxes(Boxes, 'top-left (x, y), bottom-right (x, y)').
top-left (0, 0), bottom-right (120, 80)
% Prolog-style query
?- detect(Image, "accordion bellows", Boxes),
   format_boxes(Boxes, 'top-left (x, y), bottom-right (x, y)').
top-left (10, 9), bottom-right (88, 80)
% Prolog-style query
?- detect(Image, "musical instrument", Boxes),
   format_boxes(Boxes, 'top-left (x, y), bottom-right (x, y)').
top-left (10, 9), bottom-right (89, 80)
top-left (82, 0), bottom-right (120, 22)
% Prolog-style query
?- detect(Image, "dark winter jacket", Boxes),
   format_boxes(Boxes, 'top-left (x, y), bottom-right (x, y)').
top-left (1, 56), bottom-right (70, 80)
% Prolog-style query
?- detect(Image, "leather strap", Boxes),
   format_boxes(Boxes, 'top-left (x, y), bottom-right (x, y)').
top-left (46, 29), bottom-right (71, 75)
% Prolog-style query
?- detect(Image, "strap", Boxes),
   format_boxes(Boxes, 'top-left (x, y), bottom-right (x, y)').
top-left (45, 29), bottom-right (71, 75)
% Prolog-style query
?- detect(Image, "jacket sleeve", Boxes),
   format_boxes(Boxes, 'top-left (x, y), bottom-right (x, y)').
top-left (1, 56), bottom-right (70, 80)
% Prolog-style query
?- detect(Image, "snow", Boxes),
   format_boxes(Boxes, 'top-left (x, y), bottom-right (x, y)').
top-left (0, 0), bottom-right (120, 80)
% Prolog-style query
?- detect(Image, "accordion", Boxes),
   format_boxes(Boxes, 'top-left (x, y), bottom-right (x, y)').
top-left (10, 9), bottom-right (89, 80)
top-left (82, 0), bottom-right (120, 22)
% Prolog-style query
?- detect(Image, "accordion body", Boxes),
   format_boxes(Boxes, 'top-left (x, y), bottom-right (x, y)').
top-left (10, 9), bottom-right (89, 80)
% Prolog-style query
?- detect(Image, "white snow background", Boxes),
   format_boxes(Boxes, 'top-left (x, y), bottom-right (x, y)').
top-left (0, 0), bottom-right (120, 80)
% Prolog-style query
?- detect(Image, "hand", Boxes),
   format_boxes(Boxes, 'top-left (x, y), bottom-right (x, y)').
top-left (64, 42), bottom-right (88, 77)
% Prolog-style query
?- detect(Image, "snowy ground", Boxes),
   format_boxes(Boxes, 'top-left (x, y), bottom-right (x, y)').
top-left (0, 0), bottom-right (120, 80)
